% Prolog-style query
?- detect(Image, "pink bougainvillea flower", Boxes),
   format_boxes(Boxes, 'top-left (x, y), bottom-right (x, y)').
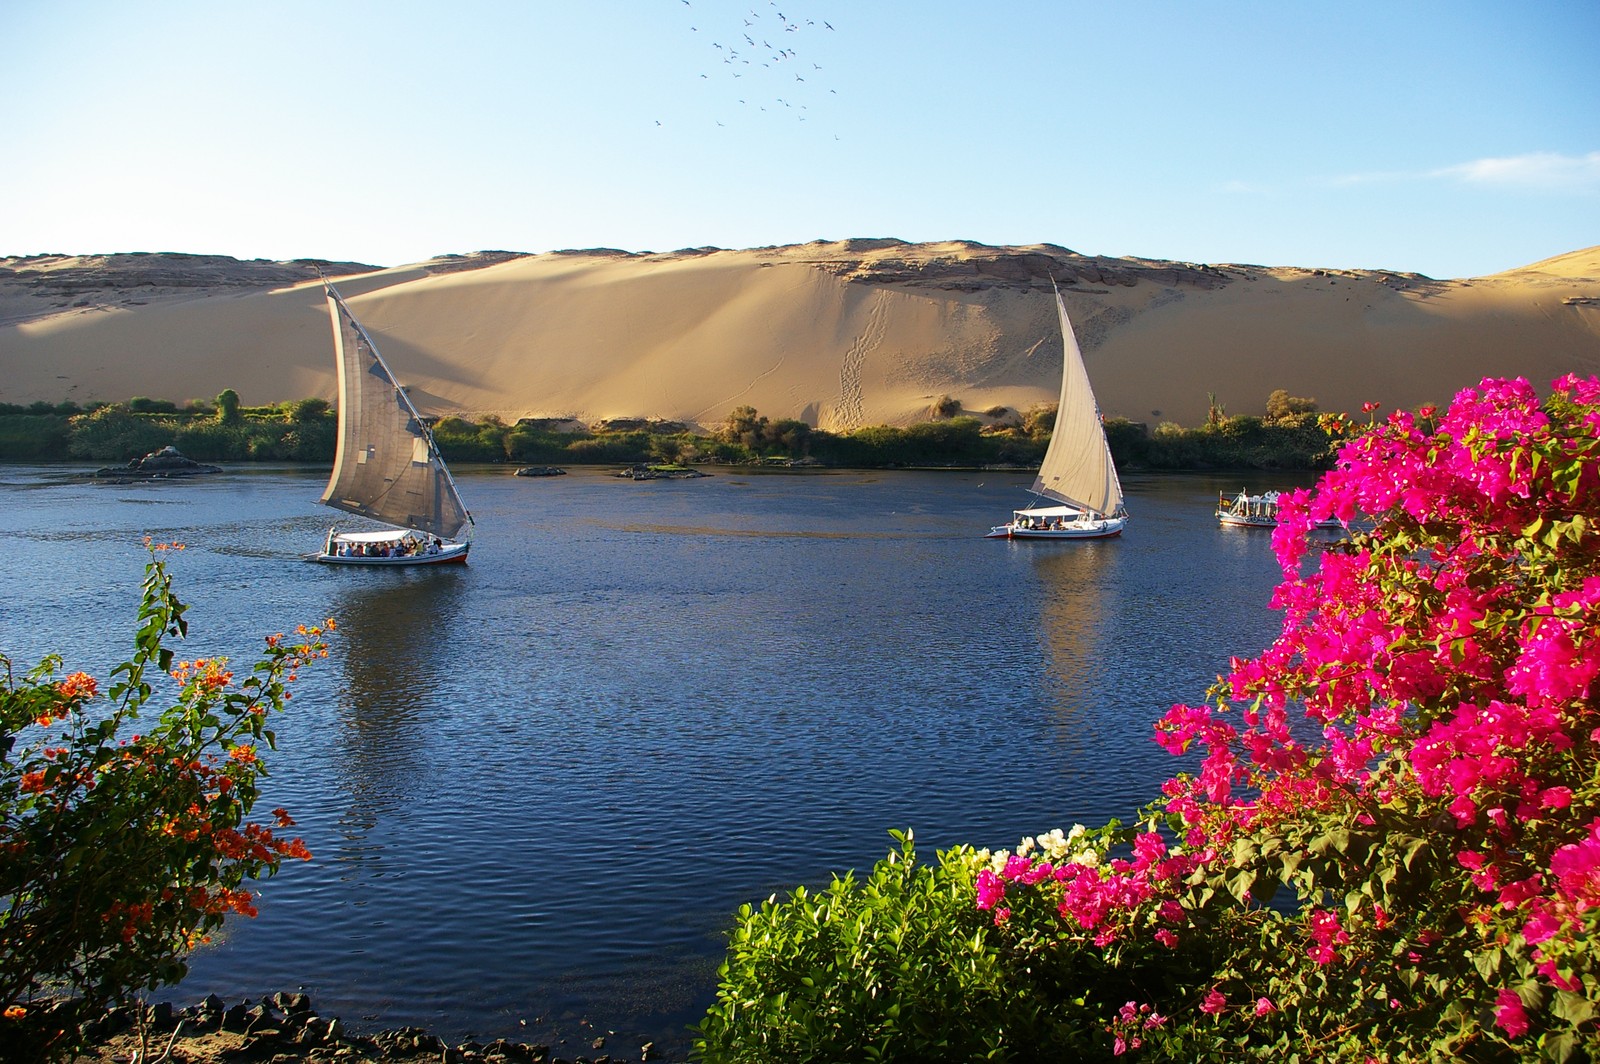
top-left (1495, 989), bottom-right (1529, 1038)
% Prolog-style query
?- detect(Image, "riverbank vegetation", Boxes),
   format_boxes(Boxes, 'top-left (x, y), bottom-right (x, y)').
top-left (0, 388), bottom-right (1351, 472)
top-left (694, 375), bottom-right (1600, 1061)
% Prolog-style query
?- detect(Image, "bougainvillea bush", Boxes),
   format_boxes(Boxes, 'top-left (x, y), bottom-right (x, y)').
top-left (697, 375), bottom-right (1599, 1063)
top-left (0, 544), bottom-right (328, 1056)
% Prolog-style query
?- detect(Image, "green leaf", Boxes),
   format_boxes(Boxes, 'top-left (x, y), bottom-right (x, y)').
top-left (1550, 990), bottom-right (1596, 1026)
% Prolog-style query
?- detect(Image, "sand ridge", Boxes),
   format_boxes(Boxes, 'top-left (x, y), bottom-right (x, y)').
top-left (2, 241), bottom-right (1596, 429)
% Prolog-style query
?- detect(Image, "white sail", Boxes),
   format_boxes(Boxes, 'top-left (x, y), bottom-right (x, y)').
top-left (1030, 288), bottom-right (1124, 517)
top-left (319, 285), bottom-right (472, 541)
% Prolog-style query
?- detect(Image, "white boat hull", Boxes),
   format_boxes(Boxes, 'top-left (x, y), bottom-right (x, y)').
top-left (987, 517), bottom-right (1126, 540)
top-left (310, 543), bottom-right (469, 566)
top-left (1217, 511), bottom-right (1276, 529)
top-left (1216, 509), bottom-right (1343, 531)
top-left (311, 527), bottom-right (469, 566)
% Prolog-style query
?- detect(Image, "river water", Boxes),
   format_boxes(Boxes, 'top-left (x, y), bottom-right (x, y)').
top-left (0, 464), bottom-right (1309, 1057)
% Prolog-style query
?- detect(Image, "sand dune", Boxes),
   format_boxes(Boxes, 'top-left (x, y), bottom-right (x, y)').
top-left (2, 241), bottom-right (1597, 430)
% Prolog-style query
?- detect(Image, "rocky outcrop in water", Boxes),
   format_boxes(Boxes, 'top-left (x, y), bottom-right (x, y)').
top-left (86, 445), bottom-right (222, 480)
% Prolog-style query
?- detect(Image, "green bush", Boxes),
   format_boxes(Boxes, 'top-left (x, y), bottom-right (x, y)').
top-left (65, 406), bottom-right (176, 462)
top-left (0, 415), bottom-right (71, 460)
top-left (695, 831), bottom-right (1094, 1063)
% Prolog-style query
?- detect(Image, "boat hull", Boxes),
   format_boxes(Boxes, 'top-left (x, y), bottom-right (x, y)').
top-left (1217, 511), bottom-right (1276, 529)
top-left (987, 518), bottom-right (1126, 540)
top-left (310, 543), bottom-right (469, 566)
top-left (1216, 511), bottom-right (1344, 531)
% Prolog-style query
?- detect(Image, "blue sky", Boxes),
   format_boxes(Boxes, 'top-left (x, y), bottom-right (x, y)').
top-left (3, 0), bottom-right (1595, 277)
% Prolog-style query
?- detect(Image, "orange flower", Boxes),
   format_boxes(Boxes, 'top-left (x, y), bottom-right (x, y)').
top-left (20, 771), bottom-right (47, 794)
top-left (228, 745), bottom-right (258, 765)
top-left (4, 1005), bottom-right (26, 1020)
top-left (57, 671), bottom-right (98, 700)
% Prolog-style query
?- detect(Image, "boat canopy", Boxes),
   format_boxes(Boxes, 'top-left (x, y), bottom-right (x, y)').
top-left (329, 529), bottom-right (427, 544)
top-left (1013, 504), bottom-right (1086, 520)
top-left (320, 286), bottom-right (472, 541)
top-left (1031, 288), bottom-right (1125, 518)
top-left (1227, 490), bottom-right (1281, 506)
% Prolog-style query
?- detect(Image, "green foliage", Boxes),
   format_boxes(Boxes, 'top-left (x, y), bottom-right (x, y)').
top-left (0, 547), bottom-right (327, 1057)
top-left (282, 397), bottom-right (331, 424)
top-left (695, 831), bottom-right (1098, 1063)
top-left (65, 406), bottom-right (176, 461)
top-left (0, 414), bottom-right (71, 460)
top-left (1115, 412), bottom-right (1342, 471)
top-left (1, 390), bottom-right (1342, 470)
top-left (1022, 404), bottom-right (1057, 439)
top-left (430, 416), bottom-right (509, 462)
top-left (1265, 389), bottom-right (1318, 420)
top-left (720, 405), bottom-right (768, 448)
top-left (505, 424), bottom-right (575, 464)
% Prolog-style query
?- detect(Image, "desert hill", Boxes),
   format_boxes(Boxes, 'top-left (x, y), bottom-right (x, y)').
top-left (2, 241), bottom-right (1596, 430)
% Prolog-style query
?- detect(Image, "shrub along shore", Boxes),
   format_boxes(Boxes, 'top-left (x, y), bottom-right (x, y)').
top-left (0, 389), bottom-right (1351, 472)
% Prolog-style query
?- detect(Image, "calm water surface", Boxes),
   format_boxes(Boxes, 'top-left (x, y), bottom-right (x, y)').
top-left (0, 464), bottom-right (1311, 1057)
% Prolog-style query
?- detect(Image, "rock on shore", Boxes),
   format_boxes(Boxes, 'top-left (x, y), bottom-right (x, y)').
top-left (36, 992), bottom-right (666, 1064)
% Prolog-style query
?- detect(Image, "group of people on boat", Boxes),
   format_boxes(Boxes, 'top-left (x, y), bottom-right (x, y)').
top-left (331, 536), bottom-right (444, 559)
top-left (1017, 515), bottom-right (1077, 531)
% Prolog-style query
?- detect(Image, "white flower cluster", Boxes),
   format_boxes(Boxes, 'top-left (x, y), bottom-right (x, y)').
top-left (977, 825), bottom-right (1098, 874)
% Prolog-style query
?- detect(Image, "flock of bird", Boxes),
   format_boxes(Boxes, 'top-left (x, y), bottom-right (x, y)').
top-left (667, 0), bottom-right (842, 134)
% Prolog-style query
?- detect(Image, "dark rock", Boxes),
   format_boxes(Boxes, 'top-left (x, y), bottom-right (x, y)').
top-left (87, 444), bottom-right (222, 480)
top-left (222, 1001), bottom-right (253, 1032)
top-left (613, 464), bottom-right (708, 480)
top-left (273, 991), bottom-right (313, 1017)
top-left (145, 1001), bottom-right (175, 1030)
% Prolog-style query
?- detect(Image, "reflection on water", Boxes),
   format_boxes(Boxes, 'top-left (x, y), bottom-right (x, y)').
top-left (1028, 540), bottom-right (1114, 766)
top-left (327, 570), bottom-right (468, 849)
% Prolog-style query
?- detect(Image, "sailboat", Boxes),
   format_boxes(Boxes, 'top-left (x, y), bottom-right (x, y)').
top-left (987, 285), bottom-right (1127, 540)
top-left (309, 280), bottom-right (474, 566)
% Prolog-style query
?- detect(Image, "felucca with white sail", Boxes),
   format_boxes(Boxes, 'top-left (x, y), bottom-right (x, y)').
top-left (988, 285), bottom-right (1127, 540)
top-left (309, 279), bottom-right (474, 565)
